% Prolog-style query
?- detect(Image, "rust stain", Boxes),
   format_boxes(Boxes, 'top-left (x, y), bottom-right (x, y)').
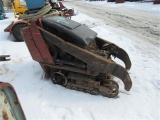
top-left (2, 110), bottom-right (9, 120)
top-left (4, 98), bottom-right (8, 104)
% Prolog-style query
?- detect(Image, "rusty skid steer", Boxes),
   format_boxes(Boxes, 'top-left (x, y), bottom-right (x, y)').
top-left (21, 16), bottom-right (132, 98)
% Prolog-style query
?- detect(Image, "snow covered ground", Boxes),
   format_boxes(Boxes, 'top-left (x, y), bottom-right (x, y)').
top-left (0, 1), bottom-right (160, 120)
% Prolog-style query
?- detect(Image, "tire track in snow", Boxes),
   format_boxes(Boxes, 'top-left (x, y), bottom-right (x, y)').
top-left (65, 1), bottom-right (160, 47)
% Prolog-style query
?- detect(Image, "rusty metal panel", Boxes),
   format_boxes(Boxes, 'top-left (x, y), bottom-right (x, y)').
top-left (0, 90), bottom-right (16, 120)
top-left (0, 82), bottom-right (26, 120)
top-left (29, 22), bottom-right (54, 64)
top-left (4, 21), bottom-right (29, 33)
top-left (154, 0), bottom-right (160, 4)
top-left (21, 27), bottom-right (44, 62)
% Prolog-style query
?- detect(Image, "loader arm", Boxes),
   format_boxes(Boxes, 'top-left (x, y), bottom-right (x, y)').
top-left (95, 37), bottom-right (131, 70)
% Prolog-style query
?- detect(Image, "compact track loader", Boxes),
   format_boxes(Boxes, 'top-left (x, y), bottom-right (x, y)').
top-left (21, 16), bottom-right (132, 98)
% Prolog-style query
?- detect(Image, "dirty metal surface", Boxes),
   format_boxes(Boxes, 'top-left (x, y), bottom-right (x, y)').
top-left (0, 90), bottom-right (16, 120)
top-left (21, 23), bottom-right (54, 64)
top-left (0, 83), bottom-right (26, 120)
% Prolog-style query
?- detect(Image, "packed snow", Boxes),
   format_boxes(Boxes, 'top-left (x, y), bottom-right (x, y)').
top-left (0, 1), bottom-right (160, 120)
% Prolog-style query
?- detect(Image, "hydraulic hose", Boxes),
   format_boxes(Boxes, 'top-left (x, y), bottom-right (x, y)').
top-left (22, 3), bottom-right (59, 22)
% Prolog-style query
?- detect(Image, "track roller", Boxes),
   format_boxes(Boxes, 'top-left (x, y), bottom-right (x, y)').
top-left (51, 72), bottom-right (67, 86)
top-left (71, 87), bottom-right (77, 90)
top-left (91, 90), bottom-right (98, 95)
top-left (101, 80), bottom-right (119, 98)
top-left (102, 80), bottom-right (119, 89)
top-left (84, 90), bottom-right (90, 94)
top-left (77, 88), bottom-right (84, 92)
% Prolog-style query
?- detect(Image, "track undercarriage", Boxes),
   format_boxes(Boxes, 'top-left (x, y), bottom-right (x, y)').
top-left (51, 71), bottom-right (119, 98)
top-left (46, 45), bottom-right (120, 97)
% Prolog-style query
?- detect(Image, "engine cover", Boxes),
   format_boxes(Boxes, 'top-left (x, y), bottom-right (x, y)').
top-left (42, 16), bottom-right (97, 47)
